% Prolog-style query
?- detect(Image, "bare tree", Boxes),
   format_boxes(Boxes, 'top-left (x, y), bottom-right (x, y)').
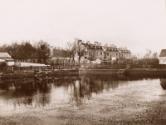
top-left (67, 39), bottom-right (85, 65)
top-left (144, 49), bottom-right (152, 58)
top-left (144, 49), bottom-right (158, 59)
top-left (67, 41), bottom-right (77, 61)
top-left (152, 52), bottom-right (158, 59)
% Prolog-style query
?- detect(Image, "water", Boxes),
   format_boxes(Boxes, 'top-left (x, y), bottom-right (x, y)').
top-left (0, 76), bottom-right (165, 115)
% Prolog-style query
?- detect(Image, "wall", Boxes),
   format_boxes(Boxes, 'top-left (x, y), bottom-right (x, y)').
top-left (159, 57), bottom-right (166, 64)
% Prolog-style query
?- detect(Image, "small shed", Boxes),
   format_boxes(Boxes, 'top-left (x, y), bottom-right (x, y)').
top-left (0, 52), bottom-right (14, 66)
top-left (159, 49), bottom-right (166, 64)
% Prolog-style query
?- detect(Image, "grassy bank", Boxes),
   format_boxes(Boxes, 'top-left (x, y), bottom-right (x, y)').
top-left (1, 68), bottom-right (166, 80)
top-left (0, 69), bottom-right (79, 80)
top-left (79, 68), bottom-right (166, 78)
top-left (124, 69), bottom-right (166, 77)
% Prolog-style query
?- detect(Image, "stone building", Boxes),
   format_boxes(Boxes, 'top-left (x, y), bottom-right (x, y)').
top-left (76, 40), bottom-right (131, 63)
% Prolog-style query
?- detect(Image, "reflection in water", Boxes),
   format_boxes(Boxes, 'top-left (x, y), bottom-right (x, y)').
top-left (0, 76), bottom-right (121, 108)
top-left (0, 79), bottom-right (52, 107)
top-left (69, 77), bottom-right (119, 105)
top-left (0, 76), bottom-right (164, 113)
top-left (160, 79), bottom-right (166, 90)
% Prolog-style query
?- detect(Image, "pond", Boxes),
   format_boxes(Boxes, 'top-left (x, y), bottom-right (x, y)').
top-left (0, 76), bottom-right (166, 117)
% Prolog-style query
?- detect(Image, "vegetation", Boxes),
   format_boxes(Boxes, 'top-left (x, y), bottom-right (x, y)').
top-left (0, 62), bottom-right (7, 72)
top-left (0, 40), bottom-right (50, 64)
top-left (0, 40), bottom-right (161, 68)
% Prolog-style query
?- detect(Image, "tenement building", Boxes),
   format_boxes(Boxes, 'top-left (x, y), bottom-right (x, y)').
top-left (76, 39), bottom-right (131, 63)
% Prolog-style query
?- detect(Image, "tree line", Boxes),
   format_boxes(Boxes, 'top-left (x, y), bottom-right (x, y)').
top-left (0, 40), bottom-right (50, 64)
top-left (0, 40), bottom-right (79, 65)
top-left (0, 39), bottom-right (159, 66)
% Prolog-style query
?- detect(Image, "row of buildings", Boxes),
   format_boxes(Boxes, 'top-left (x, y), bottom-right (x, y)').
top-left (74, 40), bottom-right (131, 63)
top-left (1, 40), bottom-right (166, 68)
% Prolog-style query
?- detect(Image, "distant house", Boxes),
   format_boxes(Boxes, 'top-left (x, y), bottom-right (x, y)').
top-left (159, 49), bottom-right (166, 64)
top-left (76, 40), bottom-right (131, 63)
top-left (0, 52), bottom-right (14, 66)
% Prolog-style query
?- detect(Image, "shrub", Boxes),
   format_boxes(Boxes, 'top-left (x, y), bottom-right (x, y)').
top-left (0, 62), bottom-right (7, 71)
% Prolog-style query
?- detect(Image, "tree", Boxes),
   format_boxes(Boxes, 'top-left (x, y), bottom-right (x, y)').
top-left (144, 50), bottom-right (158, 59)
top-left (0, 42), bottom-right (37, 61)
top-left (36, 41), bottom-right (50, 64)
top-left (67, 41), bottom-right (77, 62)
top-left (0, 41), bottom-right (51, 63)
top-left (67, 39), bottom-right (85, 64)
top-left (152, 52), bottom-right (158, 59)
top-left (144, 49), bottom-right (152, 59)
top-left (52, 47), bottom-right (70, 58)
top-left (77, 40), bottom-right (85, 64)
top-left (0, 62), bottom-right (7, 72)
top-left (22, 42), bottom-right (37, 60)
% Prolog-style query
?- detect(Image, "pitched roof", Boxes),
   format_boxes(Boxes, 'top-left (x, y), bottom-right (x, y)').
top-left (160, 49), bottom-right (166, 57)
top-left (0, 52), bottom-right (11, 59)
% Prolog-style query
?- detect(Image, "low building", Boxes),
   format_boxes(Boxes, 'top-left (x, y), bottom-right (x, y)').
top-left (159, 49), bottom-right (166, 64)
top-left (15, 62), bottom-right (49, 67)
top-left (14, 62), bottom-right (50, 71)
top-left (0, 52), bottom-right (14, 66)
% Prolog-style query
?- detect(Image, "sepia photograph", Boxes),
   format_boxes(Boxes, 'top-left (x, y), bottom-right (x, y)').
top-left (0, 0), bottom-right (166, 125)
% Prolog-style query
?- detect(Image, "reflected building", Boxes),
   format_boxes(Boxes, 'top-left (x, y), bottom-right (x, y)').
top-left (0, 76), bottom-right (136, 108)
top-left (68, 76), bottom-right (120, 106)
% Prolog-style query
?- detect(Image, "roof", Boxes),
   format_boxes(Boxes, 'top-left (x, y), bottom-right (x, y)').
top-left (118, 48), bottom-right (131, 53)
top-left (81, 42), bottom-right (103, 50)
top-left (0, 59), bottom-right (5, 62)
top-left (160, 49), bottom-right (166, 57)
top-left (0, 52), bottom-right (12, 59)
top-left (16, 62), bottom-right (49, 67)
top-left (105, 47), bottom-right (118, 52)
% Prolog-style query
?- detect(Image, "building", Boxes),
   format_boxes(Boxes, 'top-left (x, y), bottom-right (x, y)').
top-left (76, 40), bottom-right (131, 63)
top-left (15, 62), bottom-right (49, 68)
top-left (80, 41), bottom-right (104, 61)
top-left (159, 49), bottom-right (166, 64)
top-left (0, 52), bottom-right (14, 66)
top-left (118, 47), bottom-right (131, 59)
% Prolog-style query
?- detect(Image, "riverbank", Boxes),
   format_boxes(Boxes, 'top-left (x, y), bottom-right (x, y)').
top-left (0, 69), bottom-right (79, 80)
top-left (79, 68), bottom-right (166, 77)
top-left (1, 68), bottom-right (166, 80)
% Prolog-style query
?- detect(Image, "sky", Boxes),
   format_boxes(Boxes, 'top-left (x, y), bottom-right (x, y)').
top-left (0, 0), bottom-right (166, 55)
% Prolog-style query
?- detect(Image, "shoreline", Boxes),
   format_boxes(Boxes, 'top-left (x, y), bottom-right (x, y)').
top-left (79, 68), bottom-right (166, 77)
top-left (0, 68), bottom-right (166, 80)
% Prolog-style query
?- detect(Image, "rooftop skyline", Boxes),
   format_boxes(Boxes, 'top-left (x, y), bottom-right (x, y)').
top-left (0, 0), bottom-right (166, 55)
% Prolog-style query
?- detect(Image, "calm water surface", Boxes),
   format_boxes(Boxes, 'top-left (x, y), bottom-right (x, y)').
top-left (0, 76), bottom-right (166, 115)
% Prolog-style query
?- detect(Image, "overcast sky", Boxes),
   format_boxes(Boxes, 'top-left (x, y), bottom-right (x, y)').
top-left (0, 0), bottom-right (166, 55)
